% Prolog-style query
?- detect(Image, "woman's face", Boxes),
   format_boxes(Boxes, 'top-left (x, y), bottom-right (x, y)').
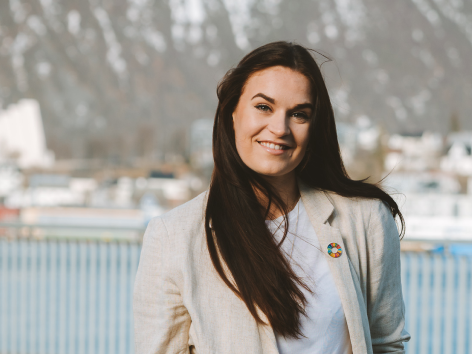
top-left (232, 66), bottom-right (313, 178)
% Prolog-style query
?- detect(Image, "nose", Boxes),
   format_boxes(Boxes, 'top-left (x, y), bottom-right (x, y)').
top-left (267, 111), bottom-right (290, 136)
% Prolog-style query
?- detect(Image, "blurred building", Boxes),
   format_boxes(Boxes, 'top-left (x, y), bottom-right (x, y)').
top-left (337, 118), bottom-right (382, 165)
top-left (0, 163), bottom-right (23, 200)
top-left (20, 206), bottom-right (145, 240)
top-left (384, 131), bottom-right (443, 172)
top-left (383, 171), bottom-right (472, 243)
top-left (0, 99), bottom-right (54, 168)
top-left (382, 171), bottom-right (461, 195)
top-left (393, 192), bottom-right (472, 242)
top-left (135, 176), bottom-right (192, 210)
top-left (337, 118), bottom-right (384, 182)
top-left (440, 131), bottom-right (472, 176)
top-left (5, 174), bottom-right (96, 208)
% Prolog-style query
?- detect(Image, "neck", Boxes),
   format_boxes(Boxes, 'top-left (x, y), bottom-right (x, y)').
top-left (255, 172), bottom-right (300, 220)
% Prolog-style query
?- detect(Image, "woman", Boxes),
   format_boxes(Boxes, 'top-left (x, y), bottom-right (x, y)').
top-left (133, 41), bottom-right (410, 354)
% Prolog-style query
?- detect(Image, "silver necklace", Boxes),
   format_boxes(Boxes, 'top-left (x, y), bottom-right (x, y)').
top-left (270, 198), bottom-right (300, 260)
top-left (288, 200), bottom-right (300, 259)
top-left (270, 198), bottom-right (324, 261)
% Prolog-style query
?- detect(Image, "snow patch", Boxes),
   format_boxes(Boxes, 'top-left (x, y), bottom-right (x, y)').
top-left (93, 7), bottom-right (128, 80)
top-left (67, 10), bottom-right (81, 36)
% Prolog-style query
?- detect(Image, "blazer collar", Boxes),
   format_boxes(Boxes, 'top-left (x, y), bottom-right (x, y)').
top-left (297, 177), bottom-right (334, 224)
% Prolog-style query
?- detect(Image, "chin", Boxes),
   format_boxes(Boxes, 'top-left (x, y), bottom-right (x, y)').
top-left (252, 166), bottom-right (293, 178)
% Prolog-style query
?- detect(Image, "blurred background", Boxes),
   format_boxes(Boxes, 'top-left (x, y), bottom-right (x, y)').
top-left (1, 0), bottom-right (472, 353)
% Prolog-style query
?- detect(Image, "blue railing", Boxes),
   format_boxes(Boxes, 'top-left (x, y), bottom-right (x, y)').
top-left (401, 253), bottom-right (472, 354)
top-left (0, 239), bottom-right (141, 354)
top-left (0, 239), bottom-right (471, 354)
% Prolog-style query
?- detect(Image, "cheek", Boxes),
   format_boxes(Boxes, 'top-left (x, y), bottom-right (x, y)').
top-left (294, 126), bottom-right (311, 151)
top-left (233, 118), bottom-right (251, 159)
top-left (234, 121), bottom-right (248, 146)
top-left (234, 113), bottom-right (259, 144)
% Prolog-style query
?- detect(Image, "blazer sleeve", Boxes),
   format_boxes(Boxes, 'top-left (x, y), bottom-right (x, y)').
top-left (366, 199), bottom-right (411, 353)
top-left (133, 217), bottom-right (191, 354)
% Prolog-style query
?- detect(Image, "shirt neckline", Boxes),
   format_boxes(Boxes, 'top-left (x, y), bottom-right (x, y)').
top-left (265, 198), bottom-right (301, 223)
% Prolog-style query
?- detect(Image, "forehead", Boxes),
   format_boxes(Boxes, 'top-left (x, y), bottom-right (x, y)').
top-left (242, 66), bottom-right (312, 102)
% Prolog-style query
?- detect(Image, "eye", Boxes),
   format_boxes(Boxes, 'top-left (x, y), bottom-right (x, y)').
top-left (292, 112), bottom-right (309, 119)
top-left (255, 104), bottom-right (271, 112)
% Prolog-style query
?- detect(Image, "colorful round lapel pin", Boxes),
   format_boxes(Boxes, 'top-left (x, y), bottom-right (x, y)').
top-left (327, 243), bottom-right (342, 258)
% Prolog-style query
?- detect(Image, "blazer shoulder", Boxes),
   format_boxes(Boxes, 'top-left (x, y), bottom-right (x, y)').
top-left (324, 191), bottom-right (391, 229)
top-left (156, 189), bottom-right (208, 231)
top-left (325, 190), bottom-right (374, 213)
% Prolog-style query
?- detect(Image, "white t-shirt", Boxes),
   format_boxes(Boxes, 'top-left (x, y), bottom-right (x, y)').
top-left (265, 198), bottom-right (352, 354)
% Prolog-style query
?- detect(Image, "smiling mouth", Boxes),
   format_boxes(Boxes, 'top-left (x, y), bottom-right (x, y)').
top-left (258, 141), bottom-right (290, 150)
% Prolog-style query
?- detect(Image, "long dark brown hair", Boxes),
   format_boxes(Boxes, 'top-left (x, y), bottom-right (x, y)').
top-left (204, 41), bottom-right (405, 338)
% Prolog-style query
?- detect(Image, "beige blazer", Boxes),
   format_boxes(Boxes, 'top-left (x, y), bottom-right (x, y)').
top-left (133, 179), bottom-right (411, 354)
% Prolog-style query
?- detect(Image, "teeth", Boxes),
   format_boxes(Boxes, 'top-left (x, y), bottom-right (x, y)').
top-left (260, 142), bottom-right (286, 150)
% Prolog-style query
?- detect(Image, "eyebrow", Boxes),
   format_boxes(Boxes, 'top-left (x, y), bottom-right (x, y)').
top-left (251, 93), bottom-right (314, 111)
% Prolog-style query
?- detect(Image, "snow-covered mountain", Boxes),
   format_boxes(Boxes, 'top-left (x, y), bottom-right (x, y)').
top-left (0, 0), bottom-right (471, 161)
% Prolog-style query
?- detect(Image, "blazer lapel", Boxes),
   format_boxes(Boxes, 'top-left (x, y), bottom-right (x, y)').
top-left (298, 179), bottom-right (368, 354)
